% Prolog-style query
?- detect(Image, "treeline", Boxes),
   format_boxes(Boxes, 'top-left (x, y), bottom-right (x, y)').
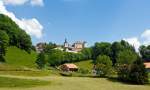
top-left (92, 40), bottom-right (148, 84)
top-left (0, 14), bottom-right (32, 62)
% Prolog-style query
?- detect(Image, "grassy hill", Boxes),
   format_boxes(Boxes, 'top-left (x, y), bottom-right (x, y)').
top-left (4, 46), bottom-right (37, 68)
top-left (74, 60), bottom-right (93, 71)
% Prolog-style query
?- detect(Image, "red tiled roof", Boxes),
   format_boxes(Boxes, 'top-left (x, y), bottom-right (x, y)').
top-left (144, 62), bottom-right (150, 69)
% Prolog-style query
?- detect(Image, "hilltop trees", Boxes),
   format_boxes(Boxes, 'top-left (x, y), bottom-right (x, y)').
top-left (0, 14), bottom-right (32, 53)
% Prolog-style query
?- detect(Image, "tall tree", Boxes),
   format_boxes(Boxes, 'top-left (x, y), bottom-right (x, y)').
top-left (92, 42), bottom-right (112, 61)
top-left (0, 30), bottom-right (9, 62)
top-left (36, 52), bottom-right (46, 69)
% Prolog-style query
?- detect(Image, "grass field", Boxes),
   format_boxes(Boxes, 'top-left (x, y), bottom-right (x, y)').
top-left (0, 76), bottom-right (50, 88)
top-left (0, 75), bottom-right (149, 90)
top-left (74, 60), bottom-right (93, 71)
top-left (4, 46), bottom-right (37, 68)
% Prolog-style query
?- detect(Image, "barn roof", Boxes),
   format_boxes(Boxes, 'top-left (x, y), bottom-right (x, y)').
top-left (63, 64), bottom-right (78, 69)
top-left (144, 62), bottom-right (150, 69)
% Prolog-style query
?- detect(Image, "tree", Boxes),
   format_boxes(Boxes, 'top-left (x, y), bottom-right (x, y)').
top-left (128, 58), bottom-right (148, 84)
top-left (81, 48), bottom-right (92, 60)
top-left (43, 42), bottom-right (57, 53)
top-left (139, 45), bottom-right (150, 61)
top-left (48, 49), bottom-right (64, 66)
top-left (111, 40), bottom-right (135, 65)
top-left (92, 42), bottom-right (112, 61)
top-left (95, 55), bottom-right (112, 77)
top-left (18, 30), bottom-right (32, 53)
top-left (116, 49), bottom-right (138, 81)
top-left (117, 50), bottom-right (138, 65)
top-left (36, 52), bottom-right (46, 69)
top-left (0, 30), bottom-right (9, 62)
top-left (111, 42), bottom-right (124, 64)
top-left (0, 14), bottom-right (32, 53)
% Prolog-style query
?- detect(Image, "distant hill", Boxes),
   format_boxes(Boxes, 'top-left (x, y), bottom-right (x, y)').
top-left (4, 46), bottom-right (37, 68)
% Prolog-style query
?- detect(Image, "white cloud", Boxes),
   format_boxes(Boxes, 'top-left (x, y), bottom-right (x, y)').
top-left (124, 37), bottom-right (141, 52)
top-left (141, 29), bottom-right (150, 45)
top-left (0, 1), bottom-right (43, 38)
top-left (2, 0), bottom-right (44, 6)
top-left (30, 0), bottom-right (44, 6)
top-left (3, 0), bottom-right (29, 5)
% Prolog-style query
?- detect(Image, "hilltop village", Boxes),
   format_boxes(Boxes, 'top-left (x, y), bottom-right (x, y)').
top-left (36, 39), bottom-right (86, 53)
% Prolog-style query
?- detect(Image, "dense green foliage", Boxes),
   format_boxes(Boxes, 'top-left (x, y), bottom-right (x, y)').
top-left (36, 52), bottom-right (46, 69)
top-left (43, 42), bottom-right (57, 53)
top-left (92, 40), bottom-right (135, 65)
top-left (95, 55), bottom-right (112, 77)
top-left (0, 14), bottom-right (32, 53)
top-left (92, 42), bottom-right (112, 61)
top-left (48, 49), bottom-right (85, 66)
top-left (116, 50), bottom-right (138, 64)
top-left (117, 58), bottom-right (148, 84)
top-left (0, 30), bottom-right (9, 62)
top-left (128, 58), bottom-right (148, 84)
top-left (81, 48), bottom-right (92, 60)
top-left (139, 45), bottom-right (150, 62)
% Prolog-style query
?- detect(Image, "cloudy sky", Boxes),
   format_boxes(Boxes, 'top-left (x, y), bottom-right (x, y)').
top-left (0, 0), bottom-right (150, 51)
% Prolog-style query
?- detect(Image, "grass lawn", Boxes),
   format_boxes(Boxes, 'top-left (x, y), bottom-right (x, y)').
top-left (0, 76), bottom-right (50, 88)
top-left (74, 60), bottom-right (93, 71)
top-left (0, 70), bottom-right (50, 77)
top-left (0, 76), bottom-right (149, 90)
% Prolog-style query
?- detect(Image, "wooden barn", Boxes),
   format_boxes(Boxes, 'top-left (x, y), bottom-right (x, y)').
top-left (60, 64), bottom-right (78, 72)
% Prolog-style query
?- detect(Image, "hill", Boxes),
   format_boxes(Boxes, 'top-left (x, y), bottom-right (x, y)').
top-left (4, 46), bottom-right (37, 68)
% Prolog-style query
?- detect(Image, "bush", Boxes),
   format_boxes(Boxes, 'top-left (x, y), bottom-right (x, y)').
top-left (128, 59), bottom-right (148, 84)
top-left (95, 55), bottom-right (112, 77)
top-left (116, 58), bottom-right (149, 84)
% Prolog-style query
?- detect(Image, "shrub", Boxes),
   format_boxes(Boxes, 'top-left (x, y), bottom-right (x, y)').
top-left (95, 55), bottom-right (112, 77)
top-left (128, 58), bottom-right (148, 84)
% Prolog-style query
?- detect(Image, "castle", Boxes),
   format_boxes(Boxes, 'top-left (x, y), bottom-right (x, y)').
top-left (64, 39), bottom-right (86, 53)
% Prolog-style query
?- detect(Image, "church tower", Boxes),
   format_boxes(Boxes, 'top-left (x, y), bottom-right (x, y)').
top-left (64, 38), bottom-right (69, 51)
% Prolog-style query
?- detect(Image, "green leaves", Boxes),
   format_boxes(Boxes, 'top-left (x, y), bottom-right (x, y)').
top-left (0, 14), bottom-right (32, 53)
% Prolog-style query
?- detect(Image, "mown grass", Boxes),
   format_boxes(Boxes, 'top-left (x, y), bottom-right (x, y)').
top-left (0, 70), bottom-right (50, 77)
top-left (0, 76), bottom-right (50, 88)
top-left (0, 76), bottom-right (148, 90)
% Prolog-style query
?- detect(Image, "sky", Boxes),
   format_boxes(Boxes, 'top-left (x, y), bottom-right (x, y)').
top-left (0, 0), bottom-right (150, 51)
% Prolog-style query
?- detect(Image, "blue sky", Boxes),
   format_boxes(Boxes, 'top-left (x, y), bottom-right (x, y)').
top-left (1, 0), bottom-right (150, 48)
